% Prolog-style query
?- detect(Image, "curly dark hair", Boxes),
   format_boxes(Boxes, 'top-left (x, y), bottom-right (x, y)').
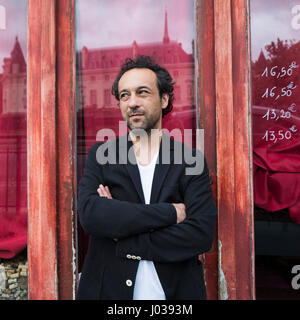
top-left (111, 55), bottom-right (175, 118)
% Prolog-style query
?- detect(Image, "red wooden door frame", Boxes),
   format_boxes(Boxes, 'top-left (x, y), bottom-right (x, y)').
top-left (28, 0), bottom-right (58, 300)
top-left (27, 0), bottom-right (254, 300)
top-left (197, 0), bottom-right (255, 299)
top-left (27, 0), bottom-right (76, 300)
top-left (214, 0), bottom-right (255, 299)
top-left (196, 0), bottom-right (218, 300)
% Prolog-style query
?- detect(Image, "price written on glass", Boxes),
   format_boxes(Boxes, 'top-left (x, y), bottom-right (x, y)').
top-left (260, 60), bottom-right (298, 144)
top-left (262, 127), bottom-right (297, 144)
top-left (261, 104), bottom-right (298, 143)
top-left (261, 82), bottom-right (297, 100)
top-left (261, 61), bottom-right (298, 78)
top-left (262, 103), bottom-right (297, 121)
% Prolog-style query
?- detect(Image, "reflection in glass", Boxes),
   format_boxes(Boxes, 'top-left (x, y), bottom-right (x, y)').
top-left (251, 0), bottom-right (300, 224)
top-left (250, 0), bottom-right (300, 300)
top-left (76, 0), bottom-right (196, 270)
top-left (0, 0), bottom-right (28, 301)
top-left (0, 1), bottom-right (27, 259)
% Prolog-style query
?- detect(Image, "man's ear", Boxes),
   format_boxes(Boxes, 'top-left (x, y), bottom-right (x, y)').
top-left (161, 93), bottom-right (169, 109)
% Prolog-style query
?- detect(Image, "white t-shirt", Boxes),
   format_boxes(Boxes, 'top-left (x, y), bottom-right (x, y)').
top-left (133, 151), bottom-right (166, 300)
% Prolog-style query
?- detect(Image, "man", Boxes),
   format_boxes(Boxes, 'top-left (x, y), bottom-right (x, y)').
top-left (76, 55), bottom-right (217, 300)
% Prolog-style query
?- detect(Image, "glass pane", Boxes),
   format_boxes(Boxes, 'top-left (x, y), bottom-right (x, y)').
top-left (0, 1), bottom-right (28, 300)
top-left (250, 0), bottom-right (300, 299)
top-left (76, 0), bottom-right (196, 270)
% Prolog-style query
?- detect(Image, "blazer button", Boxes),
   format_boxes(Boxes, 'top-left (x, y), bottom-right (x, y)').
top-left (126, 254), bottom-right (132, 259)
top-left (131, 255), bottom-right (136, 260)
top-left (126, 279), bottom-right (133, 287)
top-left (136, 256), bottom-right (141, 260)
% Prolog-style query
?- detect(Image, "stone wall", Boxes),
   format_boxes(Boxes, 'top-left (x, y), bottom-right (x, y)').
top-left (0, 250), bottom-right (28, 300)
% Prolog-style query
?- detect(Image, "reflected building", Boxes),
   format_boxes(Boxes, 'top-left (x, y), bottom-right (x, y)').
top-left (77, 11), bottom-right (194, 110)
top-left (76, 11), bottom-right (196, 152)
top-left (0, 36), bottom-right (27, 259)
top-left (1, 36), bottom-right (27, 115)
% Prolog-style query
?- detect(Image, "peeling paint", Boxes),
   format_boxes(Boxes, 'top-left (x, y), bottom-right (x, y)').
top-left (71, 205), bottom-right (77, 300)
top-left (218, 240), bottom-right (228, 300)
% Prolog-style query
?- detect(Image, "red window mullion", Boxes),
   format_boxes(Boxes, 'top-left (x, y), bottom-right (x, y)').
top-left (27, 0), bottom-right (58, 300)
top-left (27, 0), bottom-right (76, 300)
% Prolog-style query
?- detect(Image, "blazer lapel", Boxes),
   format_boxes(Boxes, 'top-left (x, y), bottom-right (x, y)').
top-left (118, 132), bottom-right (174, 204)
top-left (150, 132), bottom-right (174, 204)
top-left (118, 134), bottom-right (145, 204)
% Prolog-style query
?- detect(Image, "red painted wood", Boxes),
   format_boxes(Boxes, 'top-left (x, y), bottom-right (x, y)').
top-left (214, 0), bottom-right (238, 300)
top-left (231, 0), bottom-right (255, 300)
top-left (196, 0), bottom-right (218, 300)
top-left (28, 0), bottom-right (77, 300)
top-left (28, 0), bottom-right (58, 300)
top-left (213, 0), bottom-right (254, 300)
top-left (56, 0), bottom-right (76, 300)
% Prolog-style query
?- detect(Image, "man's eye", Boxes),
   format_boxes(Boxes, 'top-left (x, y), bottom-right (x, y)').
top-left (119, 93), bottom-right (129, 100)
top-left (138, 89), bottom-right (149, 95)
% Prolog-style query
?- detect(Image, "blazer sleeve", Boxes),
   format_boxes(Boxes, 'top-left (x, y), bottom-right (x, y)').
top-left (78, 143), bottom-right (177, 239)
top-left (115, 159), bottom-right (217, 262)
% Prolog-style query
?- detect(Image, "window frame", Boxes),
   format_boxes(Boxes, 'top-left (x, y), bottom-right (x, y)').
top-left (27, 0), bottom-right (254, 300)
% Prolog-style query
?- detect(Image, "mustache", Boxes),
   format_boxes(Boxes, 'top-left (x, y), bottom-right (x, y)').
top-left (127, 109), bottom-right (145, 117)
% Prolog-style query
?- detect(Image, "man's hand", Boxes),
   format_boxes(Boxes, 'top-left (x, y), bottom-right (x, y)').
top-left (97, 184), bottom-right (113, 199)
top-left (172, 203), bottom-right (186, 224)
top-left (97, 184), bottom-right (117, 241)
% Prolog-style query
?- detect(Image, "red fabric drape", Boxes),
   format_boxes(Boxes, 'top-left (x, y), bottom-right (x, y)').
top-left (0, 114), bottom-right (27, 258)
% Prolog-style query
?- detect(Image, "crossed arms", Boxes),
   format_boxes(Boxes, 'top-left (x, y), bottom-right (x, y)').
top-left (98, 184), bottom-right (187, 227)
top-left (78, 143), bottom-right (217, 263)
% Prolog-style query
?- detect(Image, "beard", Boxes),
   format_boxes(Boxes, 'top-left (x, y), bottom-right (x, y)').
top-left (125, 108), bottom-right (161, 134)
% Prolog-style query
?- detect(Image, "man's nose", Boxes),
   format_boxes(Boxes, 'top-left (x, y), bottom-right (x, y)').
top-left (127, 93), bottom-right (139, 108)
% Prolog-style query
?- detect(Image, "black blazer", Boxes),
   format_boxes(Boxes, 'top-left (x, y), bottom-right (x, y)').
top-left (76, 133), bottom-right (217, 300)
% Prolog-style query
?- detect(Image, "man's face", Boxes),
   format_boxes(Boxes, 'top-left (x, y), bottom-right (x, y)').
top-left (118, 68), bottom-right (169, 133)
